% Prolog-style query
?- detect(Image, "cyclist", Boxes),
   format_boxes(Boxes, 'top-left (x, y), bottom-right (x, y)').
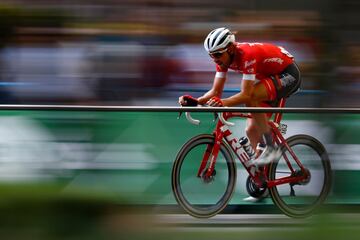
top-left (179, 27), bottom-right (301, 166)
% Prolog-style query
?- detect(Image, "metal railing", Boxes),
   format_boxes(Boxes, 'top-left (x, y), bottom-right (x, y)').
top-left (0, 105), bottom-right (358, 114)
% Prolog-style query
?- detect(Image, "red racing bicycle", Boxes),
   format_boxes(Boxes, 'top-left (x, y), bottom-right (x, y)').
top-left (172, 99), bottom-right (332, 218)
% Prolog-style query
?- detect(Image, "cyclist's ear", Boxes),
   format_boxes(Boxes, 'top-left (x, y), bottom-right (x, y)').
top-left (227, 43), bottom-right (235, 54)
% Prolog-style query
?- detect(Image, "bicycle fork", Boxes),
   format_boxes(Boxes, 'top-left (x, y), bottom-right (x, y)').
top-left (197, 132), bottom-right (224, 179)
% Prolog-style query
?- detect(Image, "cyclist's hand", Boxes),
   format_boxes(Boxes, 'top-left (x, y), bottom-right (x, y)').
top-left (179, 95), bottom-right (199, 106)
top-left (206, 96), bottom-right (224, 107)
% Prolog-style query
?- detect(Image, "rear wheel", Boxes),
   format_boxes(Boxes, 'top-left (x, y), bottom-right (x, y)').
top-left (172, 134), bottom-right (236, 218)
top-left (268, 134), bottom-right (332, 218)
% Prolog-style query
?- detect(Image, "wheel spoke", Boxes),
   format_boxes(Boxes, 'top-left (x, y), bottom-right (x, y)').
top-left (268, 135), bottom-right (331, 218)
top-left (172, 135), bottom-right (236, 218)
top-left (276, 171), bottom-right (292, 174)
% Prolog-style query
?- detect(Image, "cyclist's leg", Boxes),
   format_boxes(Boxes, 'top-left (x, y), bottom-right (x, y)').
top-left (245, 118), bottom-right (262, 151)
top-left (250, 62), bottom-right (301, 166)
top-left (247, 77), bottom-right (285, 166)
top-left (243, 83), bottom-right (274, 201)
top-left (246, 78), bottom-right (276, 149)
top-left (250, 62), bottom-right (300, 149)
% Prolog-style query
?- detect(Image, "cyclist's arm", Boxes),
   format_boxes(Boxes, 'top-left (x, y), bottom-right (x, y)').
top-left (222, 79), bottom-right (254, 106)
top-left (198, 76), bottom-right (226, 105)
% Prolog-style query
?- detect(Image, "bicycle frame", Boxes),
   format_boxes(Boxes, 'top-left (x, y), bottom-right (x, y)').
top-left (197, 98), bottom-right (310, 189)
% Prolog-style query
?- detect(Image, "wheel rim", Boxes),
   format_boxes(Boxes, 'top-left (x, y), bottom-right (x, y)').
top-left (269, 136), bottom-right (331, 217)
top-left (173, 136), bottom-right (236, 217)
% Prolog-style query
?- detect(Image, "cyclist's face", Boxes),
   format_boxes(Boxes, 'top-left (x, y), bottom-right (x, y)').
top-left (209, 48), bottom-right (232, 68)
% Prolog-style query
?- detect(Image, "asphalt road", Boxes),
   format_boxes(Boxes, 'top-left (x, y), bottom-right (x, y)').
top-left (142, 213), bottom-right (360, 240)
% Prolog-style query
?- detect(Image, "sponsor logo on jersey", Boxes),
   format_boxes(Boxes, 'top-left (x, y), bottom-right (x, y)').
top-left (263, 58), bottom-right (284, 64)
top-left (244, 59), bottom-right (256, 68)
top-left (248, 43), bottom-right (264, 47)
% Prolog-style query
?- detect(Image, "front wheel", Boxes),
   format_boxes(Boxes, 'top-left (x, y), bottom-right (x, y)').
top-left (268, 134), bottom-right (332, 218)
top-left (172, 134), bottom-right (236, 218)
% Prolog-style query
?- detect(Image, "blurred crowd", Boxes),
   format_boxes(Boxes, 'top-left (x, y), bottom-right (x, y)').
top-left (0, 0), bottom-right (358, 106)
top-left (0, 3), bottom-right (358, 236)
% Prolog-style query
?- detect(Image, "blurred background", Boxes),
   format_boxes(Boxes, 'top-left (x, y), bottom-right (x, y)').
top-left (0, 0), bottom-right (358, 107)
top-left (0, 0), bottom-right (359, 239)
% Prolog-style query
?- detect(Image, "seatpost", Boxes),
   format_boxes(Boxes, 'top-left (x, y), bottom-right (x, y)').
top-left (274, 98), bottom-right (286, 124)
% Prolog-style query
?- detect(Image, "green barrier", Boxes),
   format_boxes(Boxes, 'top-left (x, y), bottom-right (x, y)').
top-left (0, 111), bottom-right (358, 205)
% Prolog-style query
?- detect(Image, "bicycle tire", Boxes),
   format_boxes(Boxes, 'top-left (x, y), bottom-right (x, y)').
top-left (268, 134), bottom-right (332, 218)
top-left (172, 134), bottom-right (236, 218)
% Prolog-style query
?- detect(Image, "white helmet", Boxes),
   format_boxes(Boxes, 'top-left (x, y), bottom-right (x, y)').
top-left (204, 27), bottom-right (235, 53)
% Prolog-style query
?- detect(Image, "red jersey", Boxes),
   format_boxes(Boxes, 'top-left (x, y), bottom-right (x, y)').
top-left (216, 42), bottom-right (294, 81)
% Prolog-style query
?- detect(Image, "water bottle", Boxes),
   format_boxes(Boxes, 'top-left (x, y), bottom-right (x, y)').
top-left (239, 136), bottom-right (255, 159)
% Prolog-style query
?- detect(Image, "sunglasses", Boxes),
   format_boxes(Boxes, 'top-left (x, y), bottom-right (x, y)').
top-left (209, 48), bottom-right (228, 59)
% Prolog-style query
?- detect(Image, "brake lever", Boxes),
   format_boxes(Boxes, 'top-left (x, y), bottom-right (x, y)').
top-left (213, 113), bottom-right (218, 122)
top-left (177, 111), bottom-right (183, 119)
